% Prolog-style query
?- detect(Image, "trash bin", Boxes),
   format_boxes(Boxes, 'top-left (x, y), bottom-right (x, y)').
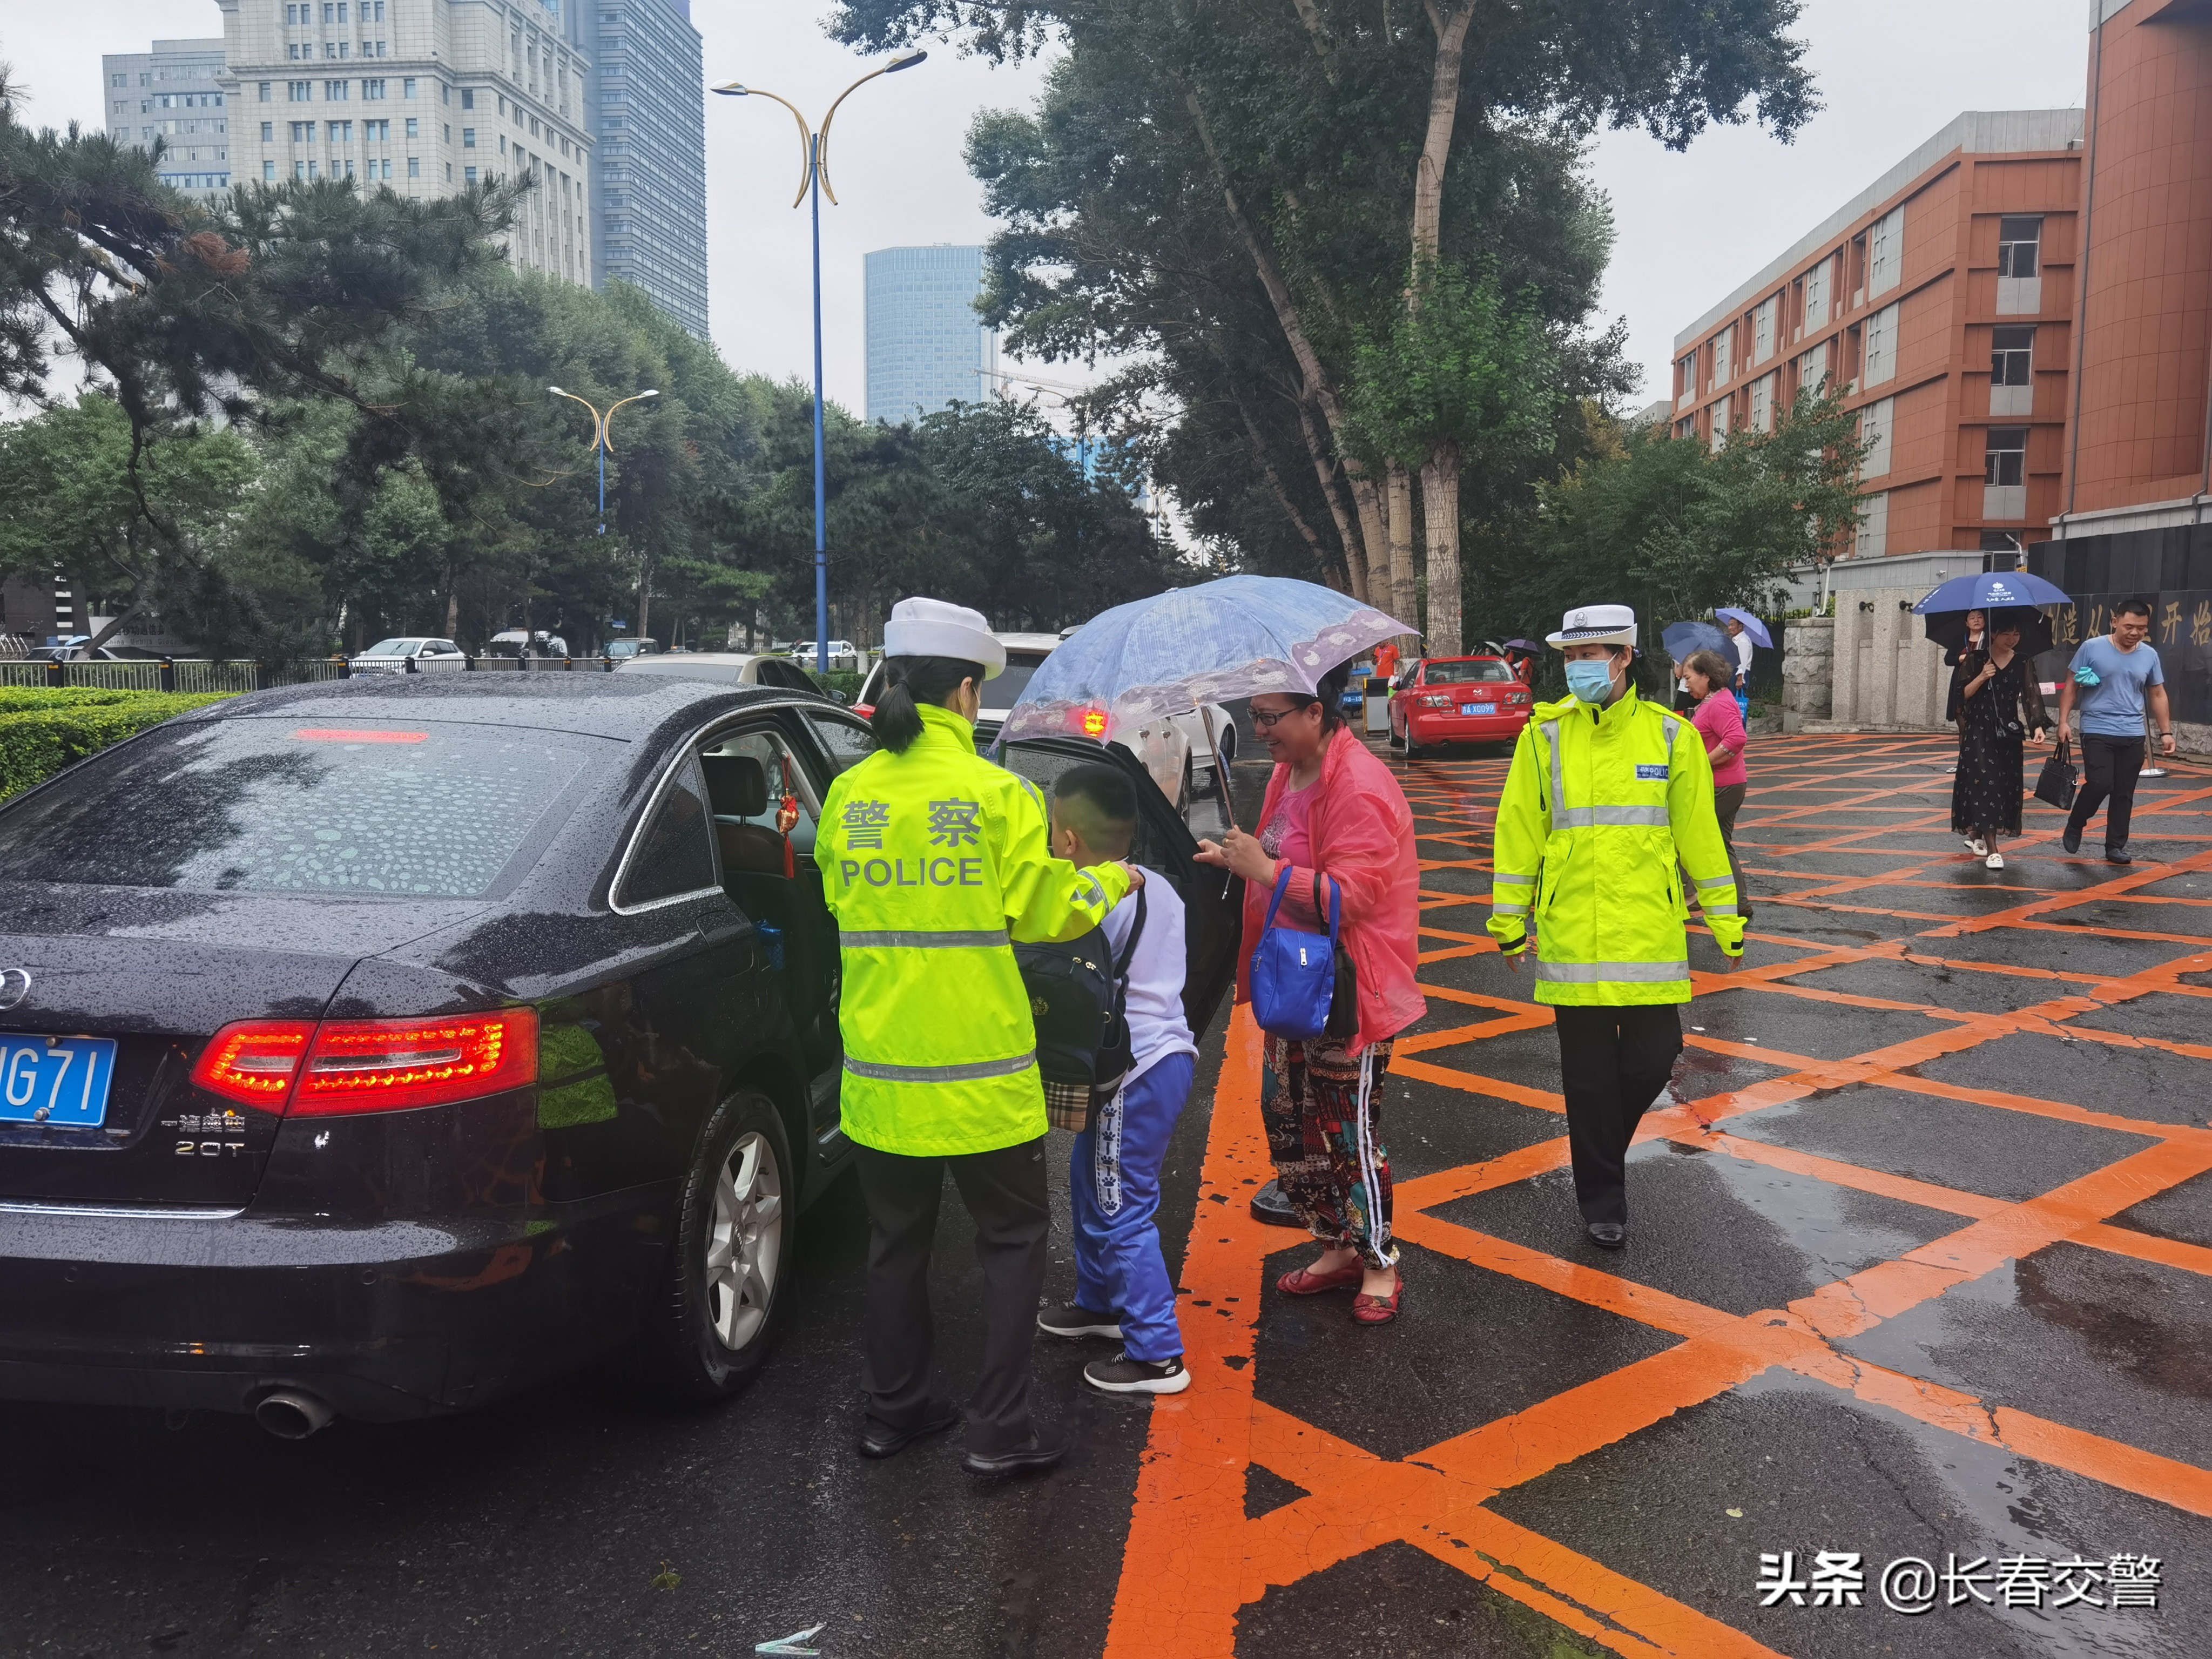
top-left (1363, 675), bottom-right (1392, 735)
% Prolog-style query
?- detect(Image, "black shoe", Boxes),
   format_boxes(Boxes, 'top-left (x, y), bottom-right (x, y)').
top-left (1037, 1303), bottom-right (1122, 1341)
top-left (2107, 846), bottom-right (2133, 865)
top-left (857, 1399), bottom-right (961, 1460)
top-left (1587, 1222), bottom-right (1627, 1250)
top-left (2062, 826), bottom-right (2083, 854)
top-left (1250, 1179), bottom-right (1301, 1228)
top-left (1084, 1352), bottom-right (1191, 1395)
top-left (963, 1423), bottom-right (1071, 1476)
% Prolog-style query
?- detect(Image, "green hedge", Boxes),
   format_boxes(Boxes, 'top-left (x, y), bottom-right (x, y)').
top-left (0, 689), bottom-right (236, 800)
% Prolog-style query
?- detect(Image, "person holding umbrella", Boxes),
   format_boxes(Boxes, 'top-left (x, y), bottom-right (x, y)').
top-left (1948, 608), bottom-right (2053, 869)
top-left (1715, 608), bottom-right (1771, 722)
top-left (1192, 659), bottom-right (1426, 1325)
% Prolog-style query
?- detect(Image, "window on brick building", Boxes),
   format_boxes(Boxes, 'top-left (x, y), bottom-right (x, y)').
top-left (1984, 427), bottom-right (2028, 488)
top-left (1997, 218), bottom-right (2041, 279)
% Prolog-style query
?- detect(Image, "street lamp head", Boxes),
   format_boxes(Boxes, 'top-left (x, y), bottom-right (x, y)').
top-left (711, 82), bottom-right (748, 97)
top-left (887, 50), bottom-right (928, 72)
top-left (639, 389), bottom-right (662, 399)
top-left (547, 385), bottom-right (565, 395)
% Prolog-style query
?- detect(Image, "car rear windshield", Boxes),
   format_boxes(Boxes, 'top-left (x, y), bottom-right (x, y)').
top-left (0, 718), bottom-right (604, 898)
top-left (985, 652), bottom-right (1050, 711)
top-left (1426, 660), bottom-right (1515, 685)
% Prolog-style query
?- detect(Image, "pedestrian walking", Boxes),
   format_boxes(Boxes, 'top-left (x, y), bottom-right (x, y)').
top-left (1683, 649), bottom-right (1752, 922)
top-left (1035, 763), bottom-right (1200, 1395)
top-left (1195, 661), bottom-right (1426, 1325)
top-left (1487, 605), bottom-right (1746, 1249)
top-left (2057, 598), bottom-right (2175, 865)
top-left (1942, 609), bottom-right (1988, 778)
top-left (1948, 610), bottom-right (2052, 871)
top-left (1724, 616), bottom-right (1755, 721)
top-left (817, 597), bottom-right (1141, 1476)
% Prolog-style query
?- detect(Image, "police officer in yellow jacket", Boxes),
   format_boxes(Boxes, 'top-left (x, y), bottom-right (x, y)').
top-left (818, 597), bottom-right (1138, 1475)
top-left (1487, 605), bottom-right (1746, 1250)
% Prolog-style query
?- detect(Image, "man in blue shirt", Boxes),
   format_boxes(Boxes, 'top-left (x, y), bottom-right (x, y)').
top-left (2055, 598), bottom-right (2175, 865)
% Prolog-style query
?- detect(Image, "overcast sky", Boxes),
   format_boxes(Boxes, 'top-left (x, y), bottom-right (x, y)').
top-left (11, 0), bottom-right (2094, 416)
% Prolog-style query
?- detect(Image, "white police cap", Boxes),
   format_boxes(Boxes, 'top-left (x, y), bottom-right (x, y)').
top-left (882, 596), bottom-right (1007, 678)
top-left (1545, 604), bottom-right (1638, 649)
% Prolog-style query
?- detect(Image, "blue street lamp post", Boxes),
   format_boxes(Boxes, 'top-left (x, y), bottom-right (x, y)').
top-left (550, 386), bottom-right (662, 645)
top-left (716, 51), bottom-right (926, 677)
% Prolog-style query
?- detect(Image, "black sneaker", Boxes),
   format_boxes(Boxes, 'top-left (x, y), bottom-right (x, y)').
top-left (1037, 1303), bottom-right (1122, 1340)
top-left (2062, 826), bottom-right (2082, 854)
top-left (2107, 846), bottom-right (2134, 865)
top-left (856, 1399), bottom-right (960, 1460)
top-left (963, 1422), bottom-right (1071, 1476)
top-left (1084, 1352), bottom-right (1191, 1395)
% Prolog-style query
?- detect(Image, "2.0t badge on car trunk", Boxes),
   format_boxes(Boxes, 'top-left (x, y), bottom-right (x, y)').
top-left (0, 969), bottom-right (29, 1010)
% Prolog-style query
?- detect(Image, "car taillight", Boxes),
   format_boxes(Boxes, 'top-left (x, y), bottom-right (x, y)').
top-left (192, 1020), bottom-right (314, 1105)
top-left (853, 703), bottom-right (874, 719)
top-left (190, 1010), bottom-right (538, 1115)
top-left (1420, 692), bottom-right (1455, 710)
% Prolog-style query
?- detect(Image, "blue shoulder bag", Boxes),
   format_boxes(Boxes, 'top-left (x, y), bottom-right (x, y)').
top-left (1250, 865), bottom-right (1341, 1042)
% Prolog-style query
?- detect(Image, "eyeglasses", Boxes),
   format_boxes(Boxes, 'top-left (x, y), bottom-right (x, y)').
top-left (1249, 702), bottom-right (1318, 730)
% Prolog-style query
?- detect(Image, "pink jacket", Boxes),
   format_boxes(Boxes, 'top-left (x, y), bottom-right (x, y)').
top-left (1233, 725), bottom-right (1426, 1053)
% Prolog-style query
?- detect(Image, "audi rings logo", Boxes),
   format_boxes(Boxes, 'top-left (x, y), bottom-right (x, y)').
top-left (0, 968), bottom-right (28, 1010)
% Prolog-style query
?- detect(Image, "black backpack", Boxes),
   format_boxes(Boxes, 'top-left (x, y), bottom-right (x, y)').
top-left (1015, 887), bottom-right (1147, 1132)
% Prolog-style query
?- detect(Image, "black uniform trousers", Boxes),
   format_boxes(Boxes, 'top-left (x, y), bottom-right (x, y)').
top-left (853, 1136), bottom-right (1050, 1457)
top-left (2065, 734), bottom-right (2147, 850)
top-left (1553, 1004), bottom-right (1683, 1225)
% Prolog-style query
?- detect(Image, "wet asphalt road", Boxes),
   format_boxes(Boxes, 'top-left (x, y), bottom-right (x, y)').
top-left (5, 730), bottom-right (2211, 1658)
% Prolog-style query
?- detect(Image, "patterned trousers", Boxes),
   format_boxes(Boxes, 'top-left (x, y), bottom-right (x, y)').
top-left (1261, 1033), bottom-right (1397, 1269)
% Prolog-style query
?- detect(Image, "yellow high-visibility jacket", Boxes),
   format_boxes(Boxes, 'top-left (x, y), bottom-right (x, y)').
top-left (815, 702), bottom-right (1131, 1156)
top-left (1487, 685), bottom-right (1745, 1005)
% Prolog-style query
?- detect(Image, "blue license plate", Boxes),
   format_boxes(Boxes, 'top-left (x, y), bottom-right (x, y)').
top-left (1460, 703), bottom-right (1496, 717)
top-left (0, 1036), bottom-right (118, 1128)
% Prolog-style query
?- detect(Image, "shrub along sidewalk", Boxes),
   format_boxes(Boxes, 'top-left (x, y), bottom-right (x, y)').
top-left (0, 687), bottom-right (237, 800)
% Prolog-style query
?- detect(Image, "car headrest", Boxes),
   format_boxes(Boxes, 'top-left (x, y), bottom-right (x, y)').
top-left (700, 753), bottom-right (768, 817)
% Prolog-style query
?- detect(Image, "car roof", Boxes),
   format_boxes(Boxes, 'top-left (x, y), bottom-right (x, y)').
top-left (615, 652), bottom-right (765, 669)
top-left (182, 674), bottom-right (832, 743)
top-left (995, 632), bottom-right (1063, 653)
top-left (1424, 654), bottom-right (1509, 664)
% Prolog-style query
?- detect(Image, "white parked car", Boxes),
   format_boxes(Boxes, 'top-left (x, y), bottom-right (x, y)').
top-left (485, 628), bottom-right (569, 659)
top-left (348, 637), bottom-right (466, 674)
top-left (611, 652), bottom-right (826, 693)
top-left (854, 630), bottom-right (1237, 815)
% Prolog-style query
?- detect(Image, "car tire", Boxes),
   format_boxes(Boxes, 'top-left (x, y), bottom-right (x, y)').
top-left (1404, 725), bottom-right (1421, 759)
top-left (637, 1087), bottom-right (795, 1404)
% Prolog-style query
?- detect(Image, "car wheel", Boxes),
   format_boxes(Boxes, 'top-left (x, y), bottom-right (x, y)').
top-left (638, 1087), bottom-right (794, 1403)
top-left (1404, 725), bottom-right (1421, 759)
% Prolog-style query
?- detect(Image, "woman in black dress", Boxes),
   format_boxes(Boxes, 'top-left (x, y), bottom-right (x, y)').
top-left (1950, 611), bottom-right (2051, 871)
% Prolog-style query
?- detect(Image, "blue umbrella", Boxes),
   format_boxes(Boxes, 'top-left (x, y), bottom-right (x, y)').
top-left (1662, 621), bottom-right (1732, 662)
top-left (1912, 571), bottom-right (2070, 614)
top-left (1714, 608), bottom-right (1773, 648)
top-left (999, 576), bottom-right (1414, 746)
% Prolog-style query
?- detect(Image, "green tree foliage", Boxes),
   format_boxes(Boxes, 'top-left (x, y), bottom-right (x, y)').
top-left (834, 0), bottom-right (1816, 650)
top-left (1495, 385), bottom-right (1866, 650)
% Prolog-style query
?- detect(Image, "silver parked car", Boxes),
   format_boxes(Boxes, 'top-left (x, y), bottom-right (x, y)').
top-left (347, 637), bottom-right (467, 674)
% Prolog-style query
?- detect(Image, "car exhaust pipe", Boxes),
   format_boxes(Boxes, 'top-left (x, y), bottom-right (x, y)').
top-left (253, 1389), bottom-right (336, 1440)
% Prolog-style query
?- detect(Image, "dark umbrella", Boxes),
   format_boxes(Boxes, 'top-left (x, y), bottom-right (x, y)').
top-left (1501, 638), bottom-right (1541, 653)
top-left (1662, 621), bottom-right (1733, 662)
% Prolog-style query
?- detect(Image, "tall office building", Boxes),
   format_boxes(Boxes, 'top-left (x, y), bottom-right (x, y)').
top-left (99, 39), bottom-right (233, 206)
top-left (589, 0), bottom-right (708, 339)
top-left (215, 0), bottom-right (597, 286)
top-left (865, 245), bottom-right (1000, 424)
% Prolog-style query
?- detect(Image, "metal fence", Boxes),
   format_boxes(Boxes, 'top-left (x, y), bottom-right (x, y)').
top-left (0, 656), bottom-right (622, 692)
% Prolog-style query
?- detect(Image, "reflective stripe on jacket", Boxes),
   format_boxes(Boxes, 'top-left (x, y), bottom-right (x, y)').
top-left (1486, 685), bottom-right (1744, 1006)
top-left (816, 702), bottom-right (1131, 1155)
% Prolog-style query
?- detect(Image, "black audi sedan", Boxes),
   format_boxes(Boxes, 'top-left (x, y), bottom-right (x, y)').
top-left (0, 677), bottom-right (1236, 1432)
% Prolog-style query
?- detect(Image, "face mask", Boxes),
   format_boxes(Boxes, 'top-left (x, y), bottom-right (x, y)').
top-left (1565, 659), bottom-right (1617, 704)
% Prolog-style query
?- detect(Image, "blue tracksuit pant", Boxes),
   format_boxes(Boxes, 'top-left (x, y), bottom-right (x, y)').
top-left (1070, 1051), bottom-right (1193, 1363)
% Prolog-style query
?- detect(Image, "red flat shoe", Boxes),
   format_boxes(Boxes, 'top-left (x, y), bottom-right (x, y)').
top-left (1276, 1263), bottom-right (1365, 1296)
top-left (1352, 1276), bottom-right (1404, 1325)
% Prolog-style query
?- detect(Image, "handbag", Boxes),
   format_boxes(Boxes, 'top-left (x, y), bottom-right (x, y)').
top-left (1317, 873), bottom-right (1360, 1041)
top-left (1250, 865), bottom-right (1340, 1042)
top-left (2035, 738), bottom-right (2079, 812)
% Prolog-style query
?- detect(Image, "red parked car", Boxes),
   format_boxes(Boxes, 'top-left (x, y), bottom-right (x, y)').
top-left (1388, 655), bottom-right (1534, 755)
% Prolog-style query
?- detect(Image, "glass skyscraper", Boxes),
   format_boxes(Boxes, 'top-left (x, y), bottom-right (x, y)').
top-left (590, 0), bottom-right (709, 340)
top-left (865, 245), bottom-right (1000, 424)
